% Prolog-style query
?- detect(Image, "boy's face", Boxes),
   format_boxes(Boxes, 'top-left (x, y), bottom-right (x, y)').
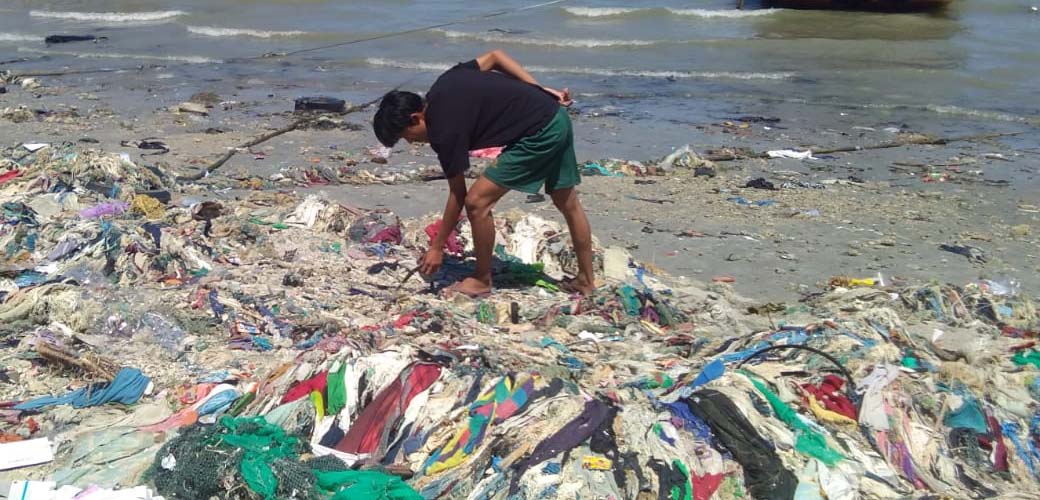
top-left (400, 111), bottom-right (428, 144)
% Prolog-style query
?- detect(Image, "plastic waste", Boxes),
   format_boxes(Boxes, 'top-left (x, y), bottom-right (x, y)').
top-left (829, 277), bottom-right (876, 288)
top-left (657, 145), bottom-right (710, 171)
top-left (744, 177), bottom-right (778, 190)
top-left (137, 313), bottom-right (188, 353)
top-left (97, 312), bottom-right (133, 338)
top-left (979, 278), bottom-right (1021, 297)
top-left (727, 197), bottom-right (777, 207)
top-left (78, 201), bottom-right (129, 219)
top-left (766, 149), bottom-right (815, 160)
top-left (14, 271), bottom-right (48, 288)
top-left (349, 212), bottom-right (402, 244)
top-left (930, 327), bottom-right (994, 364)
top-left (294, 96), bottom-right (346, 113)
top-left (581, 162), bottom-right (624, 177)
top-left (939, 244), bottom-right (987, 264)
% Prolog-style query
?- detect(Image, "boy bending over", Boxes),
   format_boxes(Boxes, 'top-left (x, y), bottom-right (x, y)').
top-left (373, 49), bottom-right (595, 297)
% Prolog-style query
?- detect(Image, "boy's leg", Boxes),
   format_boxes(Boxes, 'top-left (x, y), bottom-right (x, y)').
top-left (550, 187), bottom-right (595, 295)
top-left (454, 175), bottom-right (510, 296)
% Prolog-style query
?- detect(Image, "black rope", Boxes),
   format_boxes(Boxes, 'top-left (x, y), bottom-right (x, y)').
top-left (736, 344), bottom-right (857, 397)
top-left (266, 0), bottom-right (569, 59)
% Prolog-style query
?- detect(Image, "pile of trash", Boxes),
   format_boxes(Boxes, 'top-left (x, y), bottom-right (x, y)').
top-left (582, 145), bottom-right (717, 178)
top-left (2, 142), bottom-right (1039, 499)
top-left (225, 146), bottom-right (506, 190)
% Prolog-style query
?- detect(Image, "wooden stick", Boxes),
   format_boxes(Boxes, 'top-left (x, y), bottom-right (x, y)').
top-left (704, 131), bottom-right (1024, 162)
top-left (37, 342), bottom-right (120, 382)
top-left (175, 96), bottom-right (382, 182)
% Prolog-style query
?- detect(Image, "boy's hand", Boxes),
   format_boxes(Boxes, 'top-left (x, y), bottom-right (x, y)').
top-left (542, 86), bottom-right (573, 107)
top-left (419, 248), bottom-right (444, 276)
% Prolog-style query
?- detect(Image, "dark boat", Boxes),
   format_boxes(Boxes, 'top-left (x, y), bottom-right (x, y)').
top-left (762, 0), bottom-right (952, 11)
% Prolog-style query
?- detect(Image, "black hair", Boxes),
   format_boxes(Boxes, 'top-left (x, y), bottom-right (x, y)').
top-left (373, 90), bottom-right (424, 147)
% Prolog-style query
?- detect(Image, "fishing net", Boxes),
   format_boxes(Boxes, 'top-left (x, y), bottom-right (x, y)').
top-left (148, 416), bottom-right (320, 500)
top-left (147, 416), bottom-right (422, 500)
top-left (147, 423), bottom-right (241, 499)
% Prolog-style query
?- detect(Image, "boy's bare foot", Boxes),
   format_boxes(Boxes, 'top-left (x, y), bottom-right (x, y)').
top-left (561, 276), bottom-right (596, 296)
top-left (443, 276), bottom-right (493, 299)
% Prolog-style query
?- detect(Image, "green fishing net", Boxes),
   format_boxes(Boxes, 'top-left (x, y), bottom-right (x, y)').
top-left (147, 423), bottom-right (241, 499)
top-left (304, 455), bottom-right (353, 473)
top-left (148, 416), bottom-right (422, 500)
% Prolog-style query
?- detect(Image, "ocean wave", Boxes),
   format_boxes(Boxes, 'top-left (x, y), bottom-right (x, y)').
top-left (186, 26), bottom-right (306, 39)
top-left (29, 10), bottom-right (185, 23)
top-left (563, 6), bottom-right (781, 19)
top-left (365, 58), bottom-right (453, 72)
top-left (562, 7), bottom-right (642, 17)
top-left (544, 66), bottom-right (793, 80)
top-left (925, 104), bottom-right (1034, 123)
top-left (668, 7), bottom-right (782, 18)
top-left (850, 101), bottom-right (1037, 124)
top-left (365, 58), bottom-right (794, 80)
top-left (19, 47), bottom-right (219, 64)
top-left (0, 33), bottom-right (44, 43)
top-left (436, 29), bottom-right (658, 48)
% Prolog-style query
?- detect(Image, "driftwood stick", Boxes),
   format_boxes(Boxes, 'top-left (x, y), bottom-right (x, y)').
top-left (36, 342), bottom-right (120, 382)
top-left (704, 131), bottom-right (1024, 162)
top-left (175, 96), bottom-right (382, 182)
top-left (5, 65), bottom-right (155, 78)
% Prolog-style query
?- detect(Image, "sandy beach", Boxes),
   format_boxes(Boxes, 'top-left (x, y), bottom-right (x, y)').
top-left (2, 69), bottom-right (1036, 302)
top-left (5, 2), bottom-right (1040, 497)
top-left (3, 38), bottom-right (1040, 499)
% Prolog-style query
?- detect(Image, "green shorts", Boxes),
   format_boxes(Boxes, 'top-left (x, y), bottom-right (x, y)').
top-left (484, 106), bottom-right (580, 194)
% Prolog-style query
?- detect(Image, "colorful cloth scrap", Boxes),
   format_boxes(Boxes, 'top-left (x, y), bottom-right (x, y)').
top-left (425, 373), bottom-right (536, 475)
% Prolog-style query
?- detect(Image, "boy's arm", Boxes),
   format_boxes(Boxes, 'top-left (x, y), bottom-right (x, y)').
top-left (476, 49), bottom-right (538, 85)
top-left (475, 49), bottom-right (572, 106)
top-left (421, 175), bottom-right (467, 275)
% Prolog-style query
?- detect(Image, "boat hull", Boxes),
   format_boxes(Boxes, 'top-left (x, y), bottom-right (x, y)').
top-left (765, 0), bottom-right (952, 11)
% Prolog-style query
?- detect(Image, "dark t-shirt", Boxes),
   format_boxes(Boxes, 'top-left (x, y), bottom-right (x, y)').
top-left (425, 60), bottom-right (559, 177)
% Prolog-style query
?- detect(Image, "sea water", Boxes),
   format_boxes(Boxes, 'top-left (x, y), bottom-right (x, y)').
top-left (1, 0), bottom-right (1038, 145)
